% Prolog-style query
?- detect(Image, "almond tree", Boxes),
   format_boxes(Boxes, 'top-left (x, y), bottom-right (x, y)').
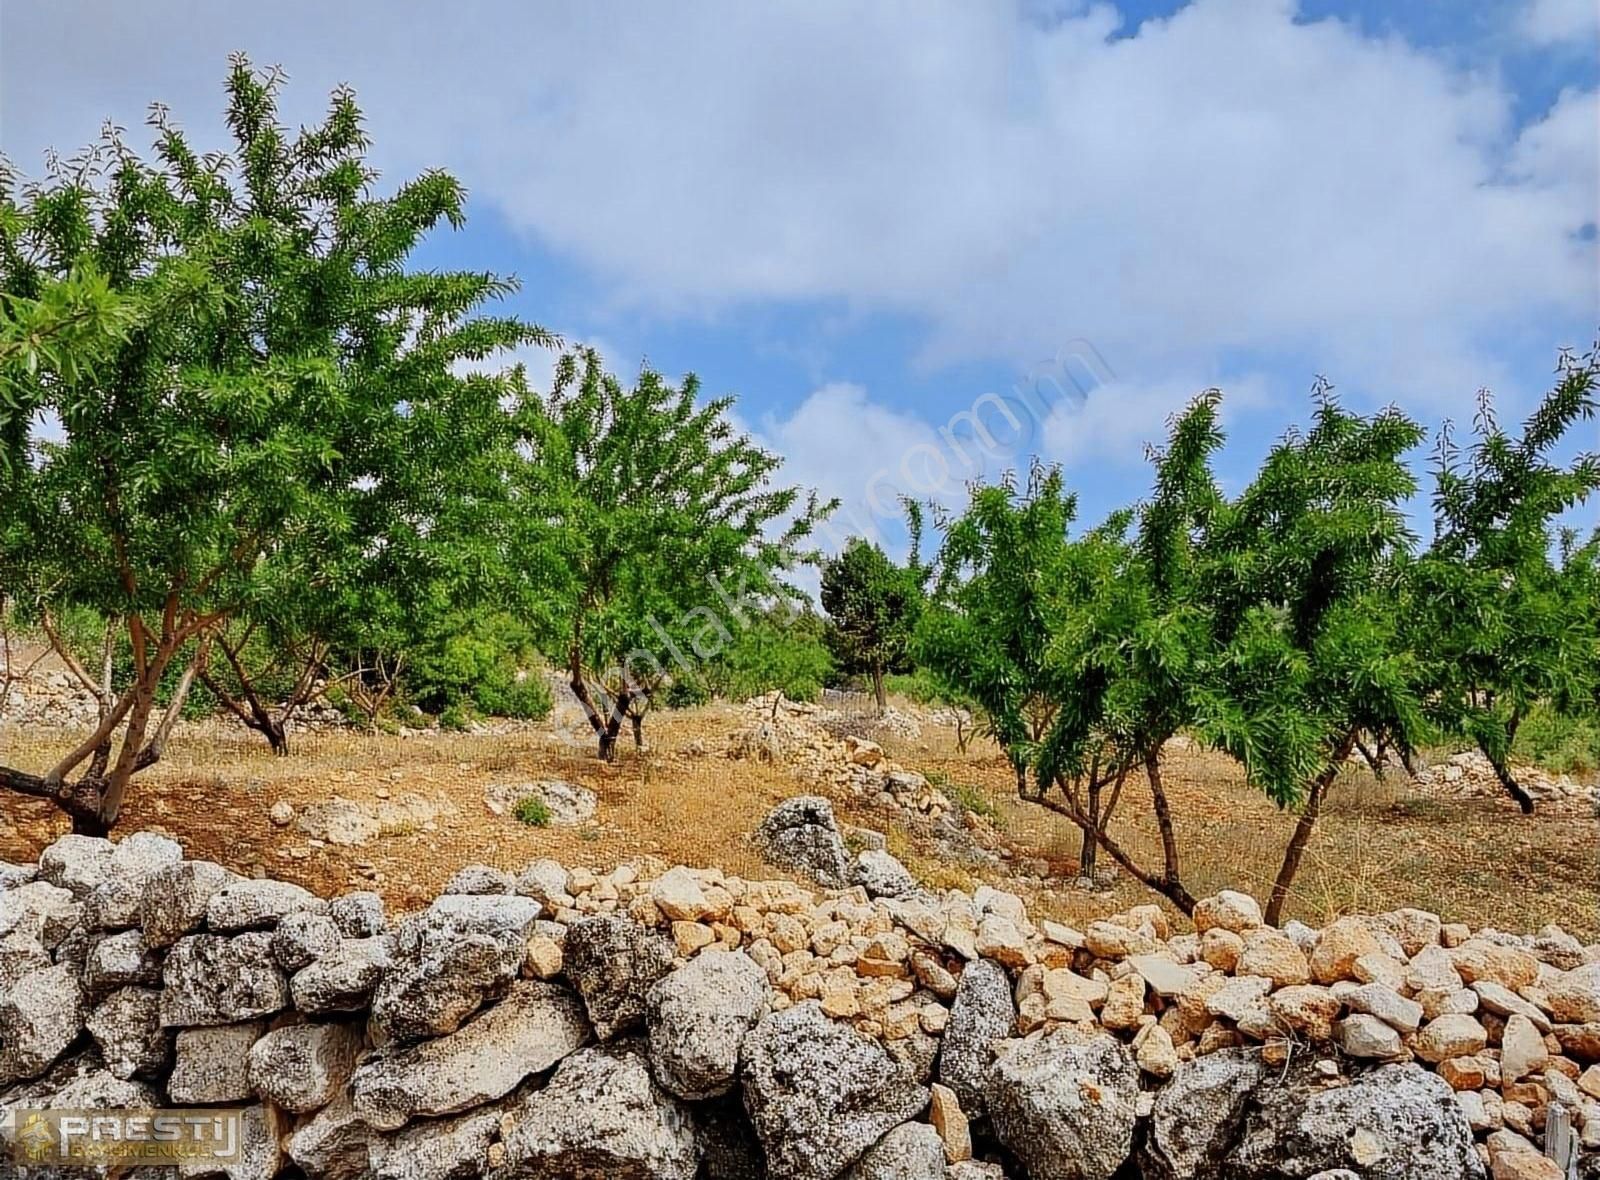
top-left (1408, 350), bottom-right (1600, 813)
top-left (510, 349), bottom-right (831, 760)
top-left (0, 58), bottom-right (545, 830)
top-left (1201, 385), bottom-right (1427, 922)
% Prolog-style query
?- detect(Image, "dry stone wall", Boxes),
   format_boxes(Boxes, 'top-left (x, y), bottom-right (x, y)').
top-left (0, 807), bottom-right (1596, 1179)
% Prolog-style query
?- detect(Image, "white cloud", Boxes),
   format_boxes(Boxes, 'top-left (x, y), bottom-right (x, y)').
top-left (1519, 0), bottom-right (1600, 45)
top-left (2, 0), bottom-right (1595, 412)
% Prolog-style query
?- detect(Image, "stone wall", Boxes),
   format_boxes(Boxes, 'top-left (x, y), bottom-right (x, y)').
top-left (0, 804), bottom-right (1596, 1179)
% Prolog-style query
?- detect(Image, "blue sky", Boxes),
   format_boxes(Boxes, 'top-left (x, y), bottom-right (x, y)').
top-left (3, 0), bottom-right (1597, 558)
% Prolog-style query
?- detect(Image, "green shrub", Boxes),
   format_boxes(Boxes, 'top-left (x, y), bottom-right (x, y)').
top-left (514, 794), bottom-right (552, 827)
top-left (438, 702), bottom-right (476, 732)
top-left (476, 673), bottom-right (553, 721)
top-left (1513, 703), bottom-right (1600, 776)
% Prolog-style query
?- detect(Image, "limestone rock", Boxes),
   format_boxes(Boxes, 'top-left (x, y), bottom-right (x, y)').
top-left (987, 1031), bottom-right (1139, 1180)
top-left (291, 935), bottom-right (393, 1014)
top-left (1338, 1013), bottom-right (1405, 1059)
top-left (844, 1121), bottom-right (945, 1179)
top-left (1549, 963), bottom-right (1600, 1025)
top-left (81, 832), bottom-right (182, 929)
top-left (442, 864), bottom-right (516, 896)
top-left (284, 1090), bottom-right (375, 1180)
top-left (248, 1020), bottom-right (363, 1113)
top-left (206, 877), bottom-right (328, 932)
top-left (369, 1100), bottom-right (504, 1180)
top-left (0, 962), bottom-right (85, 1084)
top-left (647, 950), bottom-right (770, 1100)
top-left (1193, 891), bottom-right (1263, 935)
top-left (937, 957), bottom-right (1016, 1122)
top-left (498, 1042), bottom-right (700, 1180)
top-left (86, 985), bottom-right (167, 1079)
top-left (1414, 1013), bottom-right (1490, 1064)
top-left (83, 928), bottom-right (162, 994)
top-left (329, 891), bottom-right (387, 938)
top-left (169, 1022), bottom-right (266, 1103)
top-left (141, 860), bottom-right (239, 948)
top-left (368, 898), bottom-right (539, 1042)
top-left (848, 850), bottom-right (918, 899)
top-left (1225, 1062), bottom-right (1486, 1179)
top-left (37, 833), bottom-right (115, 895)
top-left (1143, 1048), bottom-right (1270, 1180)
top-left (752, 796), bottom-right (851, 888)
top-left (563, 914), bottom-right (676, 1040)
top-left (741, 1001), bottom-right (930, 1180)
top-left (352, 980), bottom-right (589, 1130)
top-left (271, 910), bottom-right (344, 971)
top-left (161, 933), bottom-right (289, 1027)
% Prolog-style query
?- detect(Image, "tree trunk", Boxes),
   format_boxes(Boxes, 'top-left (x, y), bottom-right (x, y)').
top-left (871, 666), bottom-right (887, 715)
top-left (1266, 731), bottom-right (1358, 925)
top-left (630, 713), bottom-right (644, 749)
top-left (1144, 750), bottom-right (1185, 898)
top-left (1079, 777), bottom-right (1101, 881)
top-left (1483, 745), bottom-right (1535, 815)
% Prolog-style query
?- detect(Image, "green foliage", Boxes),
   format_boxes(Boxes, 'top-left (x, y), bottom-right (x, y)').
top-left (438, 702), bottom-right (476, 733)
top-left (1512, 701), bottom-right (1600, 776)
top-left (0, 57), bottom-right (548, 825)
top-left (514, 794), bottom-right (553, 828)
top-left (405, 611), bottom-right (549, 718)
top-left (508, 348), bottom-right (833, 756)
top-left (700, 606), bottom-right (834, 703)
top-left (1407, 350), bottom-right (1600, 810)
top-left (821, 515), bottom-right (925, 711)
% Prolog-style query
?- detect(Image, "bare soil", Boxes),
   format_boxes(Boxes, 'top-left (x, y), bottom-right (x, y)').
top-left (2, 704), bottom-right (1596, 938)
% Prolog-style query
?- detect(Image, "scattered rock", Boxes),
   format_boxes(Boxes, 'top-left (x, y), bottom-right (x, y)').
top-left (752, 796), bottom-right (851, 888)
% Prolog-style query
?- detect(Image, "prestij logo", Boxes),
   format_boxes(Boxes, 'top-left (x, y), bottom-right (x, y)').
top-left (13, 1112), bottom-right (54, 1162)
top-left (8, 1108), bottom-right (243, 1165)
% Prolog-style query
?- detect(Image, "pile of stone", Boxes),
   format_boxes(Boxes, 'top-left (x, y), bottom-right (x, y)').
top-left (1, 815), bottom-right (1595, 1179)
top-left (0, 666), bottom-right (101, 729)
top-left (1415, 749), bottom-right (1597, 809)
top-left (730, 696), bottom-right (959, 823)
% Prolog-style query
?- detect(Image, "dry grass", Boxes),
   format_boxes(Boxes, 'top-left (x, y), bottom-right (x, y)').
top-left (901, 727), bottom-right (1600, 940)
top-left (3, 704), bottom-right (1596, 938)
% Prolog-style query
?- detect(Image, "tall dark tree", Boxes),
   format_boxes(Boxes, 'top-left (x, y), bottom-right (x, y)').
top-left (821, 515), bottom-right (925, 714)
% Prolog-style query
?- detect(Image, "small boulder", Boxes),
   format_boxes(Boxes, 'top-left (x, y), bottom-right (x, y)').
top-left (563, 914), bottom-right (676, 1040)
top-left (292, 935), bottom-right (393, 1014)
top-left (160, 933), bottom-right (289, 1027)
top-left (848, 850), bottom-right (918, 899)
top-left (0, 962), bottom-right (85, 1084)
top-left (1225, 1062), bottom-right (1484, 1179)
top-left (987, 1032), bottom-right (1139, 1180)
top-left (647, 950), bottom-right (771, 1100)
top-left (844, 1122), bottom-right (945, 1179)
top-left (248, 1021), bottom-right (363, 1113)
top-left (752, 796), bottom-right (851, 888)
top-left (86, 985), bottom-right (167, 1079)
top-left (140, 860), bottom-right (239, 948)
top-left (329, 891), bottom-right (387, 938)
top-left (352, 980), bottom-right (590, 1130)
top-left (169, 1022), bottom-right (265, 1103)
top-left (498, 1042), bottom-right (699, 1180)
top-left (441, 864), bottom-right (516, 896)
top-left (937, 958), bottom-right (1016, 1121)
top-left (206, 877), bottom-right (327, 932)
top-left (741, 1002), bottom-right (930, 1180)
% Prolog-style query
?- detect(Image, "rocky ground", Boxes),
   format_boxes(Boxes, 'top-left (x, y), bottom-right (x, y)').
top-left (1, 805), bottom-right (1596, 1179)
